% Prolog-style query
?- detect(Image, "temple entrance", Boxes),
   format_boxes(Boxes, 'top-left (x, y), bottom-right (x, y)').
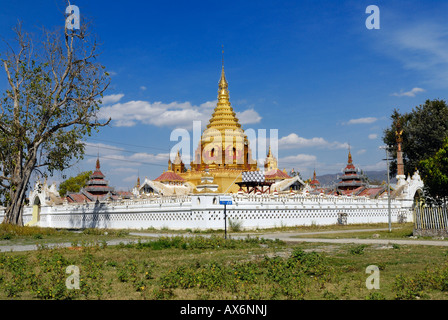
top-left (413, 189), bottom-right (424, 209)
top-left (26, 196), bottom-right (41, 226)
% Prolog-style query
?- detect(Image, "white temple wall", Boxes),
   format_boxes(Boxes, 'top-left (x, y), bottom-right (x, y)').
top-left (0, 194), bottom-right (415, 230)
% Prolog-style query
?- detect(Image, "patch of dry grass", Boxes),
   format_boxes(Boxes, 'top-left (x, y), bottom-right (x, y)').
top-left (0, 235), bottom-right (448, 300)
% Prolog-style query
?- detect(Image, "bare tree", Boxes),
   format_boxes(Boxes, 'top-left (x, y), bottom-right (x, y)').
top-left (0, 17), bottom-right (111, 225)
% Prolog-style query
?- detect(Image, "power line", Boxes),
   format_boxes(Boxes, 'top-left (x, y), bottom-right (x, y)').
top-left (83, 154), bottom-right (167, 168)
top-left (85, 137), bottom-right (170, 152)
top-left (83, 142), bottom-right (169, 158)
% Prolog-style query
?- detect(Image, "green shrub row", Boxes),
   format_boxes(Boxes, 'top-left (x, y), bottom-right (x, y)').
top-left (122, 235), bottom-right (285, 251)
top-left (159, 248), bottom-right (334, 299)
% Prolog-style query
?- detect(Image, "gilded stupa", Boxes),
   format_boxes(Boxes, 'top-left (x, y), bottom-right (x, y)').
top-left (169, 62), bottom-right (258, 193)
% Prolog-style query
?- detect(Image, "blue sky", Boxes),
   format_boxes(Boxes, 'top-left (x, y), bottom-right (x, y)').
top-left (1, 0), bottom-right (448, 191)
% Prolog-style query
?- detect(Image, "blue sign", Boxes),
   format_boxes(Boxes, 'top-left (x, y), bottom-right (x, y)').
top-left (219, 196), bottom-right (233, 205)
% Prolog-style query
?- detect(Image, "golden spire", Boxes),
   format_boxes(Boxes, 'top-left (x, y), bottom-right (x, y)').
top-left (195, 51), bottom-right (258, 172)
top-left (96, 156), bottom-right (101, 170)
top-left (174, 149), bottom-right (182, 164)
top-left (348, 145), bottom-right (353, 164)
top-left (205, 48), bottom-right (242, 134)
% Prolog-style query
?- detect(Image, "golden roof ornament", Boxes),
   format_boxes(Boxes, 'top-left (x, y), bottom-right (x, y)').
top-left (191, 51), bottom-right (258, 173)
top-left (348, 145), bottom-right (353, 164)
top-left (218, 46), bottom-right (229, 101)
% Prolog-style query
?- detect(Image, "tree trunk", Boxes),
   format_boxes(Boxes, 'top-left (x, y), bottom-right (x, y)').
top-left (4, 192), bottom-right (25, 225)
top-left (3, 158), bottom-right (36, 226)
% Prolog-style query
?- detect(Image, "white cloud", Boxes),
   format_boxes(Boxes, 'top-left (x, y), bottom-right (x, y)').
top-left (278, 154), bottom-right (317, 170)
top-left (377, 20), bottom-right (448, 88)
top-left (123, 175), bottom-right (138, 183)
top-left (357, 149), bottom-right (367, 155)
top-left (236, 108), bottom-right (262, 125)
top-left (368, 134), bottom-right (378, 140)
top-left (101, 94), bottom-right (125, 105)
top-left (112, 167), bottom-right (139, 173)
top-left (278, 133), bottom-right (348, 150)
top-left (391, 87), bottom-right (425, 97)
top-left (98, 98), bottom-right (261, 129)
top-left (280, 154), bottom-right (317, 163)
top-left (362, 161), bottom-right (386, 171)
top-left (140, 86), bottom-right (147, 91)
top-left (345, 117), bottom-right (377, 125)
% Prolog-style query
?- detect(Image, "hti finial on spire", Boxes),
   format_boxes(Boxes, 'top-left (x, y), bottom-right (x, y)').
top-left (348, 144), bottom-right (353, 164)
top-left (218, 45), bottom-right (229, 99)
top-left (222, 44), bottom-right (224, 68)
top-left (96, 148), bottom-right (101, 170)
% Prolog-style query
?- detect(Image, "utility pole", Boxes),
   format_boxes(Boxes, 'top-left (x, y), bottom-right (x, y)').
top-left (380, 146), bottom-right (392, 232)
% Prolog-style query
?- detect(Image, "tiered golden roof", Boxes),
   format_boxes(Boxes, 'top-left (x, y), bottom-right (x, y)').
top-left (192, 64), bottom-right (257, 171)
top-left (161, 61), bottom-right (260, 193)
top-left (205, 66), bottom-right (242, 132)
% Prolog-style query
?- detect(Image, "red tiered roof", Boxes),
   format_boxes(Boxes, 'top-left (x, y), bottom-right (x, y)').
top-left (66, 193), bottom-right (89, 203)
top-left (84, 158), bottom-right (114, 195)
top-left (264, 168), bottom-right (291, 180)
top-left (65, 157), bottom-right (116, 202)
top-left (154, 171), bottom-right (185, 182)
top-left (337, 150), bottom-right (366, 191)
top-left (357, 186), bottom-right (386, 198)
top-left (90, 158), bottom-right (105, 178)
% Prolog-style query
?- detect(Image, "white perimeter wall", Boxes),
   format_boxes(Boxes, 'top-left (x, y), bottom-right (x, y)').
top-left (0, 194), bottom-right (414, 230)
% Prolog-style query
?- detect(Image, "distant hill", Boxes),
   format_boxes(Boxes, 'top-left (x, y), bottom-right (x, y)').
top-left (315, 170), bottom-right (397, 188)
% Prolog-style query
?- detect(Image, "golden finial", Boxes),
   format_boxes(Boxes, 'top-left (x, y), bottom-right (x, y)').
top-left (348, 145), bottom-right (353, 164)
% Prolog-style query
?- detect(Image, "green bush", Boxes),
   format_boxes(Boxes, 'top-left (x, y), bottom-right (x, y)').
top-left (394, 274), bottom-right (425, 300)
top-left (0, 224), bottom-right (61, 239)
top-left (228, 219), bottom-right (243, 232)
top-left (116, 258), bottom-right (154, 293)
top-left (133, 235), bottom-right (284, 251)
top-left (82, 228), bottom-right (129, 237)
top-left (349, 244), bottom-right (368, 255)
top-left (290, 248), bottom-right (333, 278)
top-left (1, 233), bottom-right (12, 240)
top-left (365, 291), bottom-right (386, 300)
top-left (392, 263), bottom-right (448, 299)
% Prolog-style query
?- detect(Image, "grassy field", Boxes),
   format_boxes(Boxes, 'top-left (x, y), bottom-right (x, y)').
top-left (290, 222), bottom-right (418, 239)
top-left (1, 223), bottom-right (448, 300)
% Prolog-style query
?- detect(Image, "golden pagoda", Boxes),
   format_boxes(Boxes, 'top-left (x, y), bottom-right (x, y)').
top-left (264, 146), bottom-right (278, 171)
top-left (172, 63), bottom-right (258, 193)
